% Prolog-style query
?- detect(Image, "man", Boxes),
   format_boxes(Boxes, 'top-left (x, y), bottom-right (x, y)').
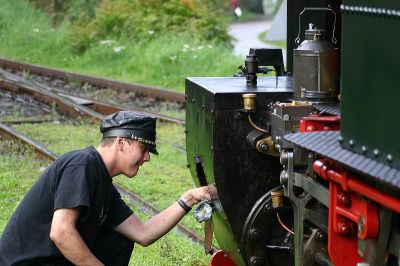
top-left (0, 111), bottom-right (210, 266)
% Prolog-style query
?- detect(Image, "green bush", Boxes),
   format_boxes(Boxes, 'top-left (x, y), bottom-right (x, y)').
top-left (67, 0), bottom-right (232, 53)
top-left (0, 0), bottom-right (240, 92)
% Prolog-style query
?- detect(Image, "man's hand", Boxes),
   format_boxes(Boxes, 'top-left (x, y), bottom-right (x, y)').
top-left (180, 186), bottom-right (211, 208)
top-left (50, 208), bottom-right (104, 266)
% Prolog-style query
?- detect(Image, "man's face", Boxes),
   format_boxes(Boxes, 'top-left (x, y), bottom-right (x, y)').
top-left (119, 138), bottom-right (150, 178)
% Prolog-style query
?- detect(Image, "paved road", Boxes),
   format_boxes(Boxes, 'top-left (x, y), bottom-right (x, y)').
top-left (228, 20), bottom-right (273, 58)
top-left (228, 19), bottom-right (287, 65)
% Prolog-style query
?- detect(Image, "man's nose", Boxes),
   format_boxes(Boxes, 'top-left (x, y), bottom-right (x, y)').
top-left (143, 151), bottom-right (150, 162)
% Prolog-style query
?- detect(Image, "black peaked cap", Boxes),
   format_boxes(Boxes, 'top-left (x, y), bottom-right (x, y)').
top-left (100, 111), bottom-right (158, 155)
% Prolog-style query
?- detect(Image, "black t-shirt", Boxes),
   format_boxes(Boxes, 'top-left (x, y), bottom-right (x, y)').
top-left (0, 147), bottom-right (133, 266)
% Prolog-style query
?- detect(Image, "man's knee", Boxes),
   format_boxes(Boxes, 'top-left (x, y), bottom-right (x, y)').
top-left (93, 229), bottom-right (134, 266)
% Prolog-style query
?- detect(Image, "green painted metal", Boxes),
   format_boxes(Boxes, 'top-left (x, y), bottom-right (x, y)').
top-left (185, 77), bottom-right (245, 266)
top-left (341, 0), bottom-right (400, 170)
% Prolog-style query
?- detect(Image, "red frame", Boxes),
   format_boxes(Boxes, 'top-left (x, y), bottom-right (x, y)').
top-left (313, 159), bottom-right (400, 265)
top-left (299, 114), bottom-right (340, 132)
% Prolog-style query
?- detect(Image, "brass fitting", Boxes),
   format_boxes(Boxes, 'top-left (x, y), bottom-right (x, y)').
top-left (256, 137), bottom-right (279, 157)
top-left (271, 190), bottom-right (284, 208)
top-left (242, 93), bottom-right (256, 111)
top-left (279, 100), bottom-right (312, 107)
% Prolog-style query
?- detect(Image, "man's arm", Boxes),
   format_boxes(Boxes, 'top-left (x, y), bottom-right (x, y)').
top-left (50, 208), bottom-right (104, 266)
top-left (114, 186), bottom-right (211, 246)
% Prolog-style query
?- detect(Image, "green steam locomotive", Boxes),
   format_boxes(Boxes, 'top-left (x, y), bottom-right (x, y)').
top-left (185, 0), bottom-right (400, 265)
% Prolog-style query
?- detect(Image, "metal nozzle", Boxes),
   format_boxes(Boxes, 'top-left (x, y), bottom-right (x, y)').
top-left (271, 190), bottom-right (284, 208)
top-left (243, 93), bottom-right (256, 111)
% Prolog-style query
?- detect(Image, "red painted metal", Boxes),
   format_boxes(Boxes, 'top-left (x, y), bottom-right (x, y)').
top-left (328, 182), bottom-right (363, 266)
top-left (208, 250), bottom-right (237, 266)
top-left (314, 159), bottom-right (400, 213)
top-left (312, 159), bottom-right (394, 266)
top-left (330, 181), bottom-right (379, 240)
top-left (299, 113), bottom-right (340, 132)
top-left (347, 179), bottom-right (400, 213)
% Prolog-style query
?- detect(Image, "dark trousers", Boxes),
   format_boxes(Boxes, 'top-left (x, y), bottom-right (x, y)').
top-left (93, 229), bottom-right (135, 266)
top-left (39, 229), bottom-right (134, 266)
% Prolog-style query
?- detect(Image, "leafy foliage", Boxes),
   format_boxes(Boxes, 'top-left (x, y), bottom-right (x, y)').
top-left (67, 0), bottom-right (232, 53)
top-left (28, 0), bottom-right (98, 22)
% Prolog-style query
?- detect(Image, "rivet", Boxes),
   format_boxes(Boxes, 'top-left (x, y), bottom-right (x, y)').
top-left (337, 192), bottom-right (350, 206)
top-left (250, 256), bottom-right (262, 266)
top-left (249, 228), bottom-right (261, 240)
top-left (260, 143), bottom-right (268, 151)
top-left (338, 136), bottom-right (344, 143)
top-left (338, 222), bottom-right (350, 235)
top-left (280, 170), bottom-right (289, 185)
top-left (361, 145), bottom-right (368, 153)
top-left (316, 231), bottom-right (326, 242)
top-left (373, 149), bottom-right (379, 157)
top-left (191, 98), bottom-right (196, 103)
top-left (349, 139), bottom-right (354, 147)
top-left (280, 151), bottom-right (288, 165)
top-left (387, 154), bottom-right (393, 162)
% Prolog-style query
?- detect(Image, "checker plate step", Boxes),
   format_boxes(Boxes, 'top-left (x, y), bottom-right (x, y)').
top-left (313, 103), bottom-right (341, 116)
top-left (285, 131), bottom-right (400, 189)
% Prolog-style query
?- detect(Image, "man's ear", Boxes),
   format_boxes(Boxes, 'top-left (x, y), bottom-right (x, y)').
top-left (116, 137), bottom-right (124, 151)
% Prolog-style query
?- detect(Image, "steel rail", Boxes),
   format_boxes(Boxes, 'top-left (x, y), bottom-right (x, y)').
top-left (0, 124), bottom-right (205, 246)
top-left (1, 119), bottom-right (57, 125)
top-left (0, 68), bottom-right (185, 125)
top-left (0, 57), bottom-right (185, 103)
top-left (0, 84), bottom-right (187, 154)
top-left (0, 69), bottom-right (103, 123)
top-left (0, 122), bottom-right (58, 161)
top-left (57, 92), bottom-right (185, 125)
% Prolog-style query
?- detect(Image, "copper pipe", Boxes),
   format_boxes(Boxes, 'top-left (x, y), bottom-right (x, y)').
top-left (248, 114), bottom-right (269, 133)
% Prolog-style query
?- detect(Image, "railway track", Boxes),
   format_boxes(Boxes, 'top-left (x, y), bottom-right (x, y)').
top-left (0, 67), bottom-right (185, 125)
top-left (0, 66), bottom-right (187, 152)
top-left (0, 57), bottom-right (185, 104)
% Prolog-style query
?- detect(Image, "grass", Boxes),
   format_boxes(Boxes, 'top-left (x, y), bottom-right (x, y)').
top-left (0, 0), bottom-right (242, 93)
top-left (127, 204), bottom-right (209, 266)
top-left (1, 121), bottom-right (211, 265)
top-left (0, 139), bottom-right (210, 265)
top-left (5, 121), bottom-right (210, 263)
top-left (0, 144), bottom-right (50, 232)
